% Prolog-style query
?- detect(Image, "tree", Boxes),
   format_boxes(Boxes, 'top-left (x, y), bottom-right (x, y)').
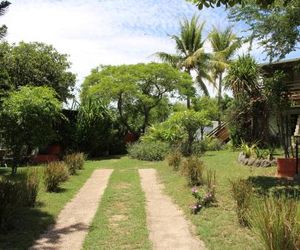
top-left (224, 55), bottom-right (269, 146)
top-left (76, 98), bottom-right (115, 157)
top-left (81, 63), bottom-right (193, 135)
top-left (156, 15), bottom-right (211, 107)
top-left (192, 96), bottom-right (219, 139)
top-left (0, 1), bottom-right (10, 39)
top-left (229, 0), bottom-right (300, 60)
top-left (166, 110), bottom-right (211, 154)
top-left (188, 0), bottom-right (289, 9)
top-left (0, 42), bottom-right (76, 101)
top-left (208, 26), bottom-right (240, 126)
top-left (0, 86), bottom-right (62, 174)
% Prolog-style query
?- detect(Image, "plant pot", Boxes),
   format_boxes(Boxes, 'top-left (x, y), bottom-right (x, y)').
top-left (277, 158), bottom-right (300, 177)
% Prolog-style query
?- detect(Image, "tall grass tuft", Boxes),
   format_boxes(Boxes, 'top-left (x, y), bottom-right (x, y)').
top-left (44, 162), bottom-right (69, 192)
top-left (206, 169), bottom-right (217, 201)
top-left (181, 156), bottom-right (205, 186)
top-left (248, 196), bottom-right (300, 250)
top-left (23, 168), bottom-right (40, 207)
top-left (166, 150), bottom-right (182, 171)
top-left (230, 178), bottom-right (253, 226)
top-left (64, 152), bottom-right (85, 175)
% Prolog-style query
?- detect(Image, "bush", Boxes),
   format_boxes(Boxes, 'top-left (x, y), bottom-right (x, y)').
top-left (207, 138), bottom-right (223, 151)
top-left (181, 156), bottom-right (205, 186)
top-left (230, 178), bottom-right (253, 226)
top-left (44, 162), bottom-right (69, 192)
top-left (127, 141), bottom-right (169, 161)
top-left (64, 152), bottom-right (85, 175)
top-left (23, 168), bottom-right (40, 207)
top-left (166, 150), bottom-right (182, 171)
top-left (248, 197), bottom-right (300, 250)
top-left (0, 178), bottom-right (23, 230)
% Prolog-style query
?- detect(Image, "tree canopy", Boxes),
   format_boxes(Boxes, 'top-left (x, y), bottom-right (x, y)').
top-left (0, 86), bottom-right (62, 174)
top-left (229, 0), bottom-right (300, 60)
top-left (188, 0), bottom-right (290, 9)
top-left (81, 63), bottom-right (193, 135)
top-left (0, 42), bottom-right (76, 101)
top-left (0, 1), bottom-right (10, 39)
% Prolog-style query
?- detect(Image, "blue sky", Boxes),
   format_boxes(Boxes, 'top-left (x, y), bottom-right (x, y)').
top-left (2, 0), bottom-right (300, 96)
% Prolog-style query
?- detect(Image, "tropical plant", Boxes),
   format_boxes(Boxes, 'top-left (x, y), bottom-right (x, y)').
top-left (76, 98), bottom-right (115, 157)
top-left (156, 15), bottom-right (211, 104)
top-left (240, 141), bottom-right (257, 158)
top-left (209, 26), bottom-right (240, 126)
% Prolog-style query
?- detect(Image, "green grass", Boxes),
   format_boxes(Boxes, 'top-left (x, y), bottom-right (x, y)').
top-left (1, 151), bottom-right (299, 250)
top-left (0, 163), bottom-right (99, 249)
top-left (83, 169), bottom-right (151, 249)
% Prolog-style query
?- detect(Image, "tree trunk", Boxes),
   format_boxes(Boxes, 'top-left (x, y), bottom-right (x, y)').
top-left (187, 97), bottom-right (191, 109)
top-left (217, 73), bottom-right (223, 128)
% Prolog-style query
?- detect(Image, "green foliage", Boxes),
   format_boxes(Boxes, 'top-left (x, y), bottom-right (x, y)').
top-left (0, 86), bottom-right (62, 174)
top-left (44, 162), bottom-right (69, 192)
top-left (127, 141), bottom-right (169, 161)
top-left (166, 150), bottom-right (182, 171)
top-left (225, 55), bottom-right (269, 146)
top-left (64, 152), bottom-right (85, 175)
top-left (206, 169), bottom-right (217, 196)
top-left (0, 178), bottom-right (23, 230)
top-left (248, 197), bottom-right (300, 250)
top-left (229, 0), bottom-right (300, 60)
top-left (0, 41), bottom-right (76, 101)
top-left (181, 156), bottom-right (205, 186)
top-left (240, 141), bottom-right (257, 158)
top-left (81, 63), bottom-right (192, 134)
top-left (192, 96), bottom-right (219, 120)
top-left (22, 168), bottom-right (40, 207)
top-left (76, 98), bottom-right (116, 157)
top-left (230, 179), bottom-right (253, 226)
top-left (156, 15), bottom-right (210, 98)
top-left (0, 1), bottom-right (10, 39)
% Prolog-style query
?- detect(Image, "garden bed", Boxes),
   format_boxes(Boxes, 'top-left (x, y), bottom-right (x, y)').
top-left (238, 152), bottom-right (276, 167)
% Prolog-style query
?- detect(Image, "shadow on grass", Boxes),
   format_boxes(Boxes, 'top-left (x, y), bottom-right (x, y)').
top-left (89, 154), bottom-right (124, 161)
top-left (0, 205), bottom-right (55, 249)
top-left (248, 176), bottom-right (300, 199)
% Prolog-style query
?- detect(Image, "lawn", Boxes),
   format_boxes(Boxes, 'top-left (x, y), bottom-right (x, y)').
top-left (1, 150), bottom-right (299, 250)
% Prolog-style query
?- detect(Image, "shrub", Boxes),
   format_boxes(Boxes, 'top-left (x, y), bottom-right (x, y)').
top-left (23, 168), bottom-right (40, 207)
top-left (240, 141), bottom-right (257, 158)
top-left (166, 150), bottom-right (182, 171)
top-left (207, 138), bottom-right (223, 151)
top-left (44, 162), bottom-right (69, 192)
top-left (190, 187), bottom-right (216, 214)
top-left (64, 152), bottom-right (85, 175)
top-left (0, 178), bottom-right (23, 230)
top-left (181, 156), bottom-right (205, 186)
top-left (230, 178), bottom-right (253, 226)
top-left (127, 141), bottom-right (169, 161)
top-left (248, 197), bottom-right (300, 250)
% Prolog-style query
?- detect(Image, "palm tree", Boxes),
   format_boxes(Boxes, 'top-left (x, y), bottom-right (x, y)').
top-left (209, 26), bottom-right (241, 126)
top-left (156, 15), bottom-right (211, 108)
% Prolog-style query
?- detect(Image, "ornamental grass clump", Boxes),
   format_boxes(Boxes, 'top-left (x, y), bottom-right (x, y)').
top-left (22, 168), bottom-right (40, 207)
top-left (44, 162), bottom-right (69, 192)
top-left (166, 150), bottom-right (182, 171)
top-left (205, 169), bottom-right (217, 201)
top-left (64, 152), bottom-right (85, 175)
top-left (230, 178), bottom-right (253, 226)
top-left (248, 197), bottom-right (300, 250)
top-left (181, 156), bottom-right (205, 186)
